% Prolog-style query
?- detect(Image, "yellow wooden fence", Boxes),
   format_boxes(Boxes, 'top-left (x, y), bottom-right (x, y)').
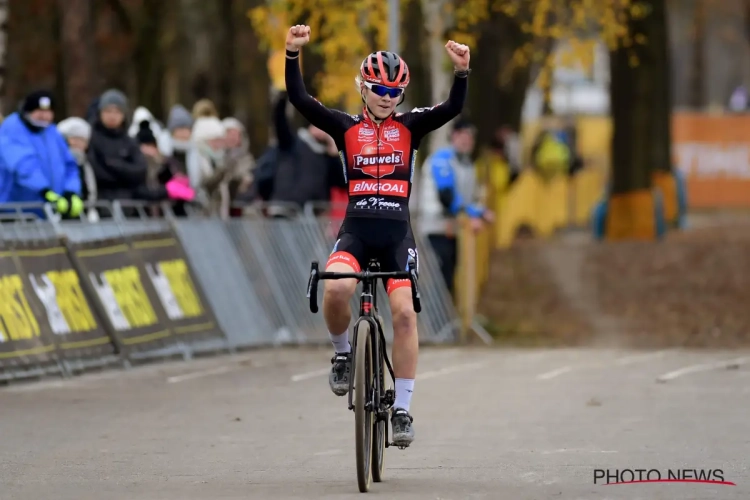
top-left (454, 167), bottom-right (605, 341)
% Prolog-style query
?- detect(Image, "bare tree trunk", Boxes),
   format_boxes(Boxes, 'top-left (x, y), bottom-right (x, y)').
top-left (469, 7), bottom-right (534, 151)
top-left (688, 0), bottom-right (705, 108)
top-left (610, 0), bottom-right (671, 194)
top-left (235, 0), bottom-right (270, 157)
top-left (216, 0), bottom-right (235, 118)
top-left (607, 0), bottom-right (670, 240)
top-left (421, 0), bottom-right (451, 156)
top-left (0, 0), bottom-right (9, 114)
top-left (57, 0), bottom-right (93, 117)
top-left (400, 0), bottom-right (430, 116)
top-left (161, 0), bottom-right (181, 109)
top-left (4, 0), bottom-right (60, 113)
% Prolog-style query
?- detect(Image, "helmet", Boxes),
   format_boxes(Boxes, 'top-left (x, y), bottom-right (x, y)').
top-left (359, 51), bottom-right (410, 89)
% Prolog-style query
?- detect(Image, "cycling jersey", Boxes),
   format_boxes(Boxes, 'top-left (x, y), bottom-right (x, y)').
top-left (285, 54), bottom-right (468, 222)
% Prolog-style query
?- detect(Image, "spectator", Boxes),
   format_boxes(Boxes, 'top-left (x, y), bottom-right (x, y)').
top-left (728, 85), bottom-right (748, 113)
top-left (0, 90), bottom-right (82, 219)
top-left (129, 106), bottom-right (172, 157)
top-left (531, 129), bottom-right (570, 182)
top-left (57, 117), bottom-right (98, 220)
top-left (166, 104), bottom-right (194, 176)
top-left (87, 89), bottom-right (149, 203)
top-left (222, 117), bottom-right (255, 213)
top-left (498, 125), bottom-right (522, 178)
top-left (135, 120), bottom-right (195, 216)
top-left (416, 118), bottom-right (493, 295)
top-left (474, 130), bottom-right (511, 228)
top-left (268, 91), bottom-right (345, 217)
top-left (188, 116), bottom-right (232, 217)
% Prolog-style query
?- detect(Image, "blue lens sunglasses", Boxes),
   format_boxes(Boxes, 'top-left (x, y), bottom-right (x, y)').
top-left (363, 81), bottom-right (404, 99)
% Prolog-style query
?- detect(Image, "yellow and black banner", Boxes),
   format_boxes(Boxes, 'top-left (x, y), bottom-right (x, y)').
top-left (13, 241), bottom-right (116, 359)
top-left (0, 231), bottom-right (225, 371)
top-left (67, 237), bottom-right (175, 353)
top-left (0, 246), bottom-right (58, 368)
top-left (127, 231), bottom-right (223, 343)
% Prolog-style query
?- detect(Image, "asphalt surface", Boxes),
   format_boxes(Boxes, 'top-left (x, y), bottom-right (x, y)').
top-left (1, 346), bottom-right (749, 500)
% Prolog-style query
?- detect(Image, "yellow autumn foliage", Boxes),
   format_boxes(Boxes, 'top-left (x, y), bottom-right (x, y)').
top-left (249, 0), bottom-right (389, 111)
top-left (250, 0), bottom-right (666, 109)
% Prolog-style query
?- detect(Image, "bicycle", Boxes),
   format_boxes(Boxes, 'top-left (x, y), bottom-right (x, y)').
top-left (306, 256), bottom-right (421, 493)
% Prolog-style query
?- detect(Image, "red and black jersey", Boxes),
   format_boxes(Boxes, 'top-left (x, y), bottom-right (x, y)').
top-left (285, 54), bottom-right (468, 221)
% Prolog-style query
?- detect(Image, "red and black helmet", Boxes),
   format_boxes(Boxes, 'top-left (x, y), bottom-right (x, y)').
top-left (359, 51), bottom-right (410, 89)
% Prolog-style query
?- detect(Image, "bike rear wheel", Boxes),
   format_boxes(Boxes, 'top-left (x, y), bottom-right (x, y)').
top-left (354, 321), bottom-right (373, 492)
top-left (372, 318), bottom-right (388, 482)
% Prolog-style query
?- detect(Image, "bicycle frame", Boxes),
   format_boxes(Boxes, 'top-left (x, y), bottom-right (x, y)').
top-left (347, 266), bottom-right (396, 420)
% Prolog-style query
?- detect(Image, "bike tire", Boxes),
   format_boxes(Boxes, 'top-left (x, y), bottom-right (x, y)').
top-left (354, 321), bottom-right (373, 492)
top-left (372, 317), bottom-right (388, 482)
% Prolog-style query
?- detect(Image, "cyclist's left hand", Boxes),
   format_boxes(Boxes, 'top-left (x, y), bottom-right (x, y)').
top-left (445, 41), bottom-right (470, 71)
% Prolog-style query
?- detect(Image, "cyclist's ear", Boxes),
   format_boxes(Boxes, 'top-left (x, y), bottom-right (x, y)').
top-left (398, 93), bottom-right (405, 105)
top-left (355, 76), bottom-right (367, 104)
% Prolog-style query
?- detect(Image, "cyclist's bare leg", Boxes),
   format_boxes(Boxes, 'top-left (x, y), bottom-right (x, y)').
top-left (322, 261), bottom-right (358, 337)
top-left (388, 286), bottom-right (418, 445)
top-left (389, 287), bottom-right (419, 380)
top-left (323, 261), bottom-right (357, 396)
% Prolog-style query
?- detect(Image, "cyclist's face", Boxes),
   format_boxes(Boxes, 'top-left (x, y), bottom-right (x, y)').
top-left (364, 87), bottom-right (398, 120)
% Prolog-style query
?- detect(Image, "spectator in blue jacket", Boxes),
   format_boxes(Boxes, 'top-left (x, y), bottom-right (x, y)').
top-left (415, 118), bottom-right (492, 294)
top-left (0, 90), bottom-right (82, 218)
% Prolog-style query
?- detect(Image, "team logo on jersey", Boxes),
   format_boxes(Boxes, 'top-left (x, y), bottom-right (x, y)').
top-left (352, 141), bottom-right (404, 178)
top-left (383, 126), bottom-right (400, 142)
top-left (358, 126), bottom-right (375, 141)
top-left (350, 179), bottom-right (408, 197)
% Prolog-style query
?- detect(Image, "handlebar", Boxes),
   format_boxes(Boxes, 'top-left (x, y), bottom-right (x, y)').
top-left (306, 256), bottom-right (421, 314)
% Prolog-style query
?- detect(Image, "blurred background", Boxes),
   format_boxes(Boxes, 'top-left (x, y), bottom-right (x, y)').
top-left (0, 0), bottom-right (749, 355)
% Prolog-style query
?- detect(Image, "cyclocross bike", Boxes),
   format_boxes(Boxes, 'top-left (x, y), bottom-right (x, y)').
top-left (306, 256), bottom-right (421, 493)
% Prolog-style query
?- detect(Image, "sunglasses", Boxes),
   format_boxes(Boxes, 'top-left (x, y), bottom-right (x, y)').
top-left (363, 81), bottom-right (404, 99)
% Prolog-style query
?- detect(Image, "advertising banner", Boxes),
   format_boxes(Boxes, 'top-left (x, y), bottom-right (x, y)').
top-left (0, 247), bottom-right (57, 369)
top-left (68, 238), bottom-right (174, 353)
top-left (672, 113), bottom-right (750, 208)
top-left (13, 242), bottom-right (116, 360)
top-left (127, 231), bottom-right (224, 343)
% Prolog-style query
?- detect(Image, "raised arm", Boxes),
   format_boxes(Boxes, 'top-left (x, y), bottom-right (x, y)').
top-left (284, 25), bottom-right (349, 136)
top-left (402, 41), bottom-right (471, 141)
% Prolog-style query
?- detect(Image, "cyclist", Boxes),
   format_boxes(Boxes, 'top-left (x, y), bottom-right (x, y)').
top-left (285, 24), bottom-right (470, 447)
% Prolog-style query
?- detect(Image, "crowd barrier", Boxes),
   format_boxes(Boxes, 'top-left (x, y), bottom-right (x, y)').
top-left (0, 201), bottom-right (458, 383)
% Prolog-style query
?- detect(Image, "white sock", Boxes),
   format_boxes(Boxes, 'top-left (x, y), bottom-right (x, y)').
top-left (394, 378), bottom-right (415, 412)
top-left (329, 330), bottom-right (351, 354)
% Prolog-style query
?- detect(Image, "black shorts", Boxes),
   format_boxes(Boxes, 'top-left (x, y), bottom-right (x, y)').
top-left (326, 218), bottom-right (419, 295)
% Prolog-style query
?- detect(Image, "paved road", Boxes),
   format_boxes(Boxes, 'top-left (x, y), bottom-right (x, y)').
top-left (1, 346), bottom-right (748, 499)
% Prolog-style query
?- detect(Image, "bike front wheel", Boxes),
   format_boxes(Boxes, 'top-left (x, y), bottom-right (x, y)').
top-left (354, 321), bottom-right (373, 492)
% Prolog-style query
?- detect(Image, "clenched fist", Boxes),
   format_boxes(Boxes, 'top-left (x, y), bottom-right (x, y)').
top-left (445, 41), bottom-right (470, 71)
top-left (286, 25), bottom-right (310, 51)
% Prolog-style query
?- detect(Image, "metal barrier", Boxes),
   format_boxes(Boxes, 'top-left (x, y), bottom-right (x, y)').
top-left (172, 217), bottom-right (277, 348)
top-left (0, 200), bottom-right (458, 383)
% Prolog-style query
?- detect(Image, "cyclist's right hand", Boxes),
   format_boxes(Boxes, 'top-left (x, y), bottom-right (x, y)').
top-left (286, 25), bottom-right (310, 51)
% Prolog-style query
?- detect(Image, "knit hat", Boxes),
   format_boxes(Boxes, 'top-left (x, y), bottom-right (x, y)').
top-left (57, 117), bottom-right (92, 141)
top-left (99, 89), bottom-right (128, 113)
top-left (136, 120), bottom-right (157, 146)
top-left (192, 99), bottom-right (218, 119)
top-left (167, 104), bottom-right (194, 132)
top-left (192, 117), bottom-right (226, 142)
top-left (222, 117), bottom-right (245, 132)
top-left (21, 89), bottom-right (54, 113)
top-left (452, 116), bottom-right (475, 133)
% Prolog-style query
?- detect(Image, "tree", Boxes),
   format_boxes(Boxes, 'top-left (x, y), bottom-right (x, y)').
top-left (4, 0), bottom-right (60, 114)
top-left (249, 0), bottom-right (389, 111)
top-left (57, 0), bottom-right (94, 117)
